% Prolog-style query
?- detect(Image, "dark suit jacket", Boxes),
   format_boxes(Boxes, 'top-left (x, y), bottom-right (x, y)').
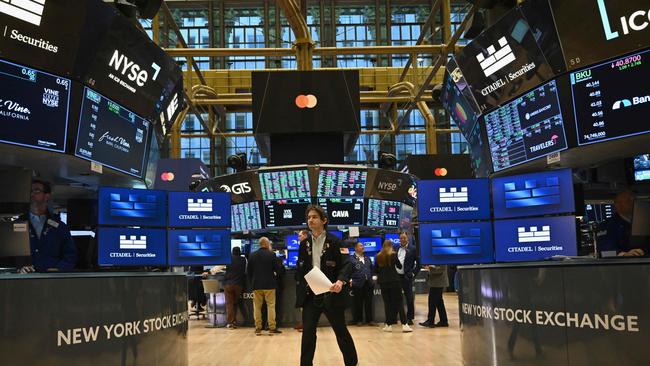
top-left (350, 254), bottom-right (374, 288)
top-left (295, 232), bottom-right (353, 308)
top-left (397, 244), bottom-right (420, 279)
top-left (247, 248), bottom-right (281, 290)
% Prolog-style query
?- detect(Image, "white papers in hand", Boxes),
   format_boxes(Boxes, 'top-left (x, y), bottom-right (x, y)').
top-left (304, 267), bottom-right (333, 295)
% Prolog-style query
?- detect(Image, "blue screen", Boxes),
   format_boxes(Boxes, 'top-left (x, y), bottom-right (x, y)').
top-left (98, 187), bottom-right (167, 227)
top-left (385, 233), bottom-right (400, 247)
top-left (167, 229), bottom-right (232, 265)
top-left (492, 169), bottom-right (574, 219)
top-left (286, 251), bottom-right (298, 268)
top-left (419, 222), bottom-right (494, 265)
top-left (98, 227), bottom-right (166, 266)
top-left (330, 230), bottom-right (343, 239)
top-left (418, 179), bottom-right (491, 222)
top-left (494, 215), bottom-right (577, 262)
top-left (168, 191), bottom-right (231, 228)
top-left (356, 237), bottom-right (381, 252)
top-left (286, 234), bottom-right (300, 250)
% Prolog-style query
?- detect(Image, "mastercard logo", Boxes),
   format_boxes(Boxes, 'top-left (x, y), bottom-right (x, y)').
top-left (160, 172), bottom-right (175, 182)
top-left (295, 94), bottom-right (317, 109)
top-left (434, 168), bottom-right (448, 177)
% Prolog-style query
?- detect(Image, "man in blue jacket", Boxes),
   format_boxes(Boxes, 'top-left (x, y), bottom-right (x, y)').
top-left (20, 179), bottom-right (76, 273)
top-left (349, 241), bottom-right (374, 325)
top-left (396, 231), bottom-right (420, 326)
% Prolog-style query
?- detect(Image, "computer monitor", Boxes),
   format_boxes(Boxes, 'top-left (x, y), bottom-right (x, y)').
top-left (631, 199), bottom-right (650, 249)
top-left (0, 221), bottom-right (31, 264)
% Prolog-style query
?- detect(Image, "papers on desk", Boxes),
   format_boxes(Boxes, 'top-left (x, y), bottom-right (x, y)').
top-left (304, 267), bottom-right (333, 295)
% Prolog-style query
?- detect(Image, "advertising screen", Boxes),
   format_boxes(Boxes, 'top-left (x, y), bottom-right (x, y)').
top-left (317, 197), bottom-right (364, 226)
top-left (442, 69), bottom-right (480, 140)
top-left (419, 221), bottom-right (494, 265)
top-left (550, 0), bottom-right (650, 71)
top-left (385, 233), bottom-right (400, 246)
top-left (286, 234), bottom-right (300, 250)
top-left (454, 6), bottom-right (554, 111)
top-left (98, 227), bottom-right (166, 266)
top-left (168, 192), bottom-right (230, 228)
top-left (259, 169), bottom-right (311, 200)
top-left (494, 215), bottom-right (577, 262)
top-left (317, 169), bottom-right (367, 197)
top-left (0, 58), bottom-right (69, 152)
top-left (571, 49), bottom-right (650, 145)
top-left (98, 187), bottom-right (167, 227)
top-left (231, 201), bottom-right (262, 232)
top-left (492, 169), bottom-right (575, 219)
top-left (485, 79), bottom-right (568, 172)
top-left (211, 170), bottom-right (261, 203)
top-left (417, 179), bottom-right (491, 222)
top-left (286, 251), bottom-right (298, 268)
top-left (263, 198), bottom-right (311, 228)
top-left (466, 117), bottom-right (492, 177)
top-left (355, 237), bottom-right (381, 252)
top-left (167, 229), bottom-right (231, 265)
top-left (365, 169), bottom-right (417, 206)
top-left (75, 87), bottom-right (151, 178)
top-left (366, 199), bottom-right (401, 227)
top-left (634, 154), bottom-right (650, 182)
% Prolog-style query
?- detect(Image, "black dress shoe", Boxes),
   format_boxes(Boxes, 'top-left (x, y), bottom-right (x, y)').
top-left (419, 321), bottom-right (434, 328)
top-left (435, 322), bottom-right (449, 327)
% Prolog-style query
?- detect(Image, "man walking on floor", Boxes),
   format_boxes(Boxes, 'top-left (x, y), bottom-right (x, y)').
top-left (248, 236), bottom-right (282, 335)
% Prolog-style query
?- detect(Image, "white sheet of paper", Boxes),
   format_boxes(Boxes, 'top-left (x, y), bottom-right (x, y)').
top-left (349, 226), bottom-right (360, 237)
top-left (304, 267), bottom-right (333, 295)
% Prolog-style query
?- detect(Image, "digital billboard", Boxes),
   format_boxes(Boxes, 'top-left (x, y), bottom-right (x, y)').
top-left (98, 227), bottom-right (166, 266)
top-left (167, 229), bottom-right (231, 265)
top-left (417, 179), bottom-right (491, 222)
top-left (168, 191), bottom-right (231, 228)
top-left (419, 221), bottom-right (494, 265)
top-left (98, 187), bottom-right (167, 227)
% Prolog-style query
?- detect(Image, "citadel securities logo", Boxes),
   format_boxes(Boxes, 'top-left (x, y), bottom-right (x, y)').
top-left (517, 226), bottom-right (551, 243)
top-left (597, 0), bottom-right (650, 41)
top-left (476, 37), bottom-right (516, 77)
top-left (220, 182), bottom-right (251, 195)
top-left (187, 198), bottom-right (212, 212)
top-left (119, 235), bottom-right (147, 250)
top-left (0, 0), bottom-right (45, 26)
top-left (439, 187), bottom-right (469, 203)
top-left (295, 94), bottom-right (317, 109)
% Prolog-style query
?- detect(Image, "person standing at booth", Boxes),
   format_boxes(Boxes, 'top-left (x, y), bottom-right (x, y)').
top-left (597, 191), bottom-right (647, 257)
top-left (396, 232), bottom-right (419, 327)
top-left (296, 205), bottom-right (358, 366)
top-left (350, 241), bottom-right (374, 326)
top-left (248, 237), bottom-right (282, 335)
top-left (19, 179), bottom-right (76, 273)
top-left (224, 246), bottom-right (247, 329)
top-left (419, 265), bottom-right (449, 328)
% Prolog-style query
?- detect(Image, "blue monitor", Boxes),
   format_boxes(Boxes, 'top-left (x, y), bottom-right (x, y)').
top-left (633, 154), bottom-right (650, 182)
top-left (286, 234), bottom-right (300, 250)
top-left (419, 222), bottom-right (494, 265)
top-left (167, 229), bottom-right (232, 265)
top-left (330, 230), bottom-right (343, 239)
top-left (417, 179), bottom-right (491, 222)
top-left (98, 187), bottom-right (167, 227)
top-left (494, 215), bottom-right (577, 262)
top-left (355, 237), bottom-right (381, 252)
top-left (98, 227), bottom-right (166, 266)
top-left (231, 201), bottom-right (263, 232)
top-left (385, 233), bottom-right (400, 247)
top-left (286, 251), bottom-right (299, 268)
top-left (168, 191), bottom-right (230, 228)
top-left (492, 169), bottom-right (574, 219)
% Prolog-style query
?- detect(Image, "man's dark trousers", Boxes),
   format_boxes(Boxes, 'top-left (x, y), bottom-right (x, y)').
top-left (300, 295), bottom-right (358, 366)
top-left (352, 282), bottom-right (373, 323)
top-left (399, 275), bottom-right (415, 323)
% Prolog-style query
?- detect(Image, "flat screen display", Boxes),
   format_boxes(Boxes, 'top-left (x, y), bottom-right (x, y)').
top-left (466, 117), bottom-right (492, 177)
top-left (263, 198), bottom-right (311, 228)
top-left (634, 154), bottom-right (650, 182)
top-left (286, 251), bottom-right (298, 268)
top-left (231, 201), bottom-right (262, 232)
top-left (365, 169), bottom-right (417, 206)
top-left (385, 233), bottom-right (400, 246)
top-left (492, 169), bottom-right (575, 219)
top-left (366, 199), bottom-right (401, 227)
top-left (442, 70), bottom-right (480, 140)
top-left (259, 169), bottom-right (311, 200)
top-left (454, 6), bottom-right (555, 111)
top-left (583, 203), bottom-right (614, 223)
top-left (419, 221), bottom-right (494, 265)
top-left (317, 197), bottom-right (364, 226)
top-left (98, 187), bottom-right (167, 227)
top-left (417, 179), bottom-right (491, 222)
top-left (494, 215), bottom-right (577, 262)
top-left (571, 49), bottom-right (650, 145)
top-left (75, 87), bottom-right (151, 178)
top-left (550, 0), bottom-right (650, 71)
top-left (168, 192), bottom-right (230, 228)
top-left (0, 58), bottom-right (69, 152)
top-left (485, 79), bottom-right (568, 172)
top-left (167, 229), bottom-right (231, 265)
top-left (317, 169), bottom-right (367, 197)
top-left (355, 237), bottom-right (381, 252)
top-left (98, 227), bottom-right (166, 266)
top-left (286, 234), bottom-right (300, 250)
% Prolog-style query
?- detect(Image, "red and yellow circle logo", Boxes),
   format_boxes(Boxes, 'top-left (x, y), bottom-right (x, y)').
top-left (295, 94), bottom-right (318, 109)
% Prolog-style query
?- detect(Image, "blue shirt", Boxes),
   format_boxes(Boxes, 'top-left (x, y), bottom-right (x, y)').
top-left (29, 213), bottom-right (47, 239)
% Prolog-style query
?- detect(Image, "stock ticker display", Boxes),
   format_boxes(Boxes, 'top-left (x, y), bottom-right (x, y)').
top-left (263, 198), bottom-right (311, 228)
top-left (366, 199), bottom-right (401, 227)
top-left (485, 80), bottom-right (568, 172)
top-left (231, 201), bottom-right (262, 232)
top-left (571, 49), bottom-right (650, 145)
top-left (317, 197), bottom-right (364, 226)
top-left (259, 169), bottom-right (311, 200)
top-left (317, 169), bottom-right (367, 197)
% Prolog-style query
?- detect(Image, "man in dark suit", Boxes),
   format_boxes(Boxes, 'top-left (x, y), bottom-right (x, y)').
top-left (396, 231), bottom-right (420, 326)
top-left (248, 237), bottom-right (282, 335)
top-left (296, 205), bottom-right (358, 366)
top-left (350, 242), bottom-right (374, 325)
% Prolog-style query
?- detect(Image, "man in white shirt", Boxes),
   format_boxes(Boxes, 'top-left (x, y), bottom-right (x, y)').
top-left (396, 232), bottom-right (420, 326)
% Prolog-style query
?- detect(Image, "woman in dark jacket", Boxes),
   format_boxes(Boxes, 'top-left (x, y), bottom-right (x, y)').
top-left (375, 240), bottom-right (412, 332)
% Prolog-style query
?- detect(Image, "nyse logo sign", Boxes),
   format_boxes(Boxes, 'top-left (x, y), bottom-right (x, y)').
top-left (517, 226), bottom-right (550, 243)
top-left (187, 198), bottom-right (212, 212)
top-left (220, 182), bottom-right (251, 195)
top-left (439, 187), bottom-right (468, 203)
top-left (108, 49), bottom-right (161, 89)
top-left (476, 37), bottom-right (516, 77)
top-left (0, 0), bottom-right (45, 26)
top-left (119, 235), bottom-right (147, 249)
top-left (597, 0), bottom-right (649, 41)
